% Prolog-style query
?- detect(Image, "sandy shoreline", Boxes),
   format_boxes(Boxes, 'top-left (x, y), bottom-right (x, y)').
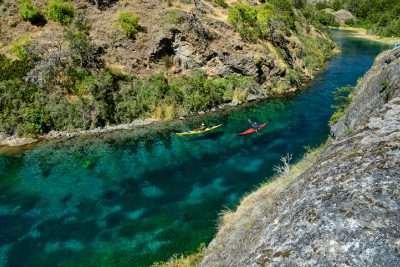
top-left (337, 26), bottom-right (400, 45)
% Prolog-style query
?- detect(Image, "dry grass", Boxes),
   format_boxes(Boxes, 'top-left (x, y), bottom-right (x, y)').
top-left (151, 103), bottom-right (178, 121)
top-left (151, 243), bottom-right (205, 267)
top-left (217, 141), bottom-right (329, 235)
top-left (232, 88), bottom-right (248, 102)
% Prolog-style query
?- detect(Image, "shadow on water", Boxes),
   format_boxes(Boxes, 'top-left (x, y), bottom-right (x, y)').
top-left (188, 131), bottom-right (225, 141)
top-left (0, 32), bottom-right (390, 267)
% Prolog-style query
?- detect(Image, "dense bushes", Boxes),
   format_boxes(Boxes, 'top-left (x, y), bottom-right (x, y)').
top-left (315, 0), bottom-right (400, 37)
top-left (227, 3), bottom-right (258, 41)
top-left (0, 46), bottom-right (258, 136)
top-left (19, 0), bottom-right (46, 25)
top-left (316, 11), bottom-right (340, 27)
top-left (118, 12), bottom-right (141, 38)
top-left (227, 1), bottom-right (297, 41)
top-left (46, 0), bottom-right (75, 25)
top-left (115, 72), bottom-right (257, 122)
top-left (330, 85), bottom-right (355, 125)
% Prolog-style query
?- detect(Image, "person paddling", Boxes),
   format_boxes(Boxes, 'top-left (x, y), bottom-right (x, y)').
top-left (195, 122), bottom-right (206, 131)
top-left (248, 118), bottom-right (259, 131)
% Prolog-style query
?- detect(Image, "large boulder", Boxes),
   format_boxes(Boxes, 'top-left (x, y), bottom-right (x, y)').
top-left (334, 9), bottom-right (356, 25)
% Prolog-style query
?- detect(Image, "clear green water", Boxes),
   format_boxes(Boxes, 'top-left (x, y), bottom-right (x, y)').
top-left (0, 32), bottom-right (389, 266)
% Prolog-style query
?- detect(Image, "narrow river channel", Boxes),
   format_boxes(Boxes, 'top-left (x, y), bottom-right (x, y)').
top-left (0, 31), bottom-right (389, 266)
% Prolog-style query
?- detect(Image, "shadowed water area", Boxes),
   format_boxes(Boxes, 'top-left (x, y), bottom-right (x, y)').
top-left (0, 31), bottom-right (389, 266)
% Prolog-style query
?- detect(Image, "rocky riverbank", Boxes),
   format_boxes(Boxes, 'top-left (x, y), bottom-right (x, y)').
top-left (200, 47), bottom-right (400, 266)
top-left (0, 119), bottom-right (156, 147)
top-left (0, 93), bottom-right (271, 147)
top-left (0, 0), bottom-right (336, 143)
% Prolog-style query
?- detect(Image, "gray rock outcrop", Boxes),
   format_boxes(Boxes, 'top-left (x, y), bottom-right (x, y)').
top-left (201, 48), bottom-right (400, 266)
top-left (323, 8), bottom-right (356, 25)
top-left (334, 9), bottom-right (356, 24)
top-left (332, 47), bottom-right (400, 137)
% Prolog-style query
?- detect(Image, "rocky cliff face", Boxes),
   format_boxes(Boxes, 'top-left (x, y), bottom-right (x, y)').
top-left (0, 0), bottom-right (334, 93)
top-left (332, 47), bottom-right (400, 137)
top-left (200, 47), bottom-right (400, 266)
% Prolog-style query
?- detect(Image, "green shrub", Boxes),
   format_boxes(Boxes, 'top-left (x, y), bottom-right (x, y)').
top-left (215, 0), bottom-right (228, 8)
top-left (329, 85), bottom-right (355, 125)
top-left (162, 55), bottom-right (173, 68)
top-left (228, 3), bottom-right (258, 41)
top-left (344, 18), bottom-right (356, 26)
top-left (46, 0), bottom-right (75, 25)
top-left (118, 12), bottom-right (140, 38)
top-left (316, 11), bottom-right (339, 27)
top-left (293, 0), bottom-right (306, 9)
top-left (161, 10), bottom-right (181, 25)
top-left (0, 54), bottom-right (33, 81)
top-left (0, 79), bottom-right (53, 136)
top-left (19, 0), bottom-right (45, 25)
top-left (11, 37), bottom-right (34, 60)
top-left (228, 2), bottom-right (297, 41)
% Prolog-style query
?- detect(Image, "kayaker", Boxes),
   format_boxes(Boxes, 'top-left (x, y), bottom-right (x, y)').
top-left (252, 121), bottom-right (259, 130)
top-left (195, 122), bottom-right (206, 131)
top-left (248, 118), bottom-right (259, 131)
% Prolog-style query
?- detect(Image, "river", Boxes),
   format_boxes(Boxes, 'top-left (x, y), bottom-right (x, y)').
top-left (0, 31), bottom-right (389, 266)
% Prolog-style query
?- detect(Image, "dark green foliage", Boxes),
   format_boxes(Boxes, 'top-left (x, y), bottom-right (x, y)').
top-left (315, 0), bottom-right (400, 37)
top-left (330, 85), bottom-right (355, 124)
top-left (227, 2), bottom-right (258, 41)
top-left (162, 54), bottom-right (173, 68)
top-left (86, 0), bottom-right (118, 10)
top-left (19, 0), bottom-right (46, 26)
top-left (63, 28), bottom-right (97, 67)
top-left (316, 11), bottom-right (340, 27)
top-left (118, 12), bottom-right (140, 38)
top-left (1, 44), bottom-right (259, 136)
top-left (0, 80), bottom-right (52, 135)
top-left (293, 0), bottom-right (307, 9)
top-left (0, 55), bottom-right (32, 80)
top-left (356, 0), bottom-right (400, 36)
top-left (227, 1), bottom-right (296, 41)
top-left (46, 0), bottom-right (75, 25)
top-left (344, 18), bottom-right (355, 26)
top-left (215, 0), bottom-right (228, 8)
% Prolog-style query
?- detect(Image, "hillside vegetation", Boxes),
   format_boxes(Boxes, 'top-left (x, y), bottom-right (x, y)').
top-left (314, 0), bottom-right (400, 37)
top-left (0, 0), bottom-right (335, 138)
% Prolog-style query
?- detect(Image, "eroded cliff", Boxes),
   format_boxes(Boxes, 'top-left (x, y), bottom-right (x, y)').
top-left (201, 47), bottom-right (400, 266)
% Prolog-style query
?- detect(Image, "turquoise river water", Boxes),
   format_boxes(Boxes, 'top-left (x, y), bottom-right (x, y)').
top-left (0, 31), bottom-right (389, 266)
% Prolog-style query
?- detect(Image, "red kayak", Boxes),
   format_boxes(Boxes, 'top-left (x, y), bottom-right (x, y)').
top-left (238, 122), bottom-right (268, 136)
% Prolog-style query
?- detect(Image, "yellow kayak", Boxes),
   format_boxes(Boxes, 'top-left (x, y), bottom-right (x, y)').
top-left (176, 124), bottom-right (222, 136)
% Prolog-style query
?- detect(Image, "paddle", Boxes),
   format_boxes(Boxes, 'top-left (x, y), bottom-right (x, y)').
top-left (248, 118), bottom-right (259, 134)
